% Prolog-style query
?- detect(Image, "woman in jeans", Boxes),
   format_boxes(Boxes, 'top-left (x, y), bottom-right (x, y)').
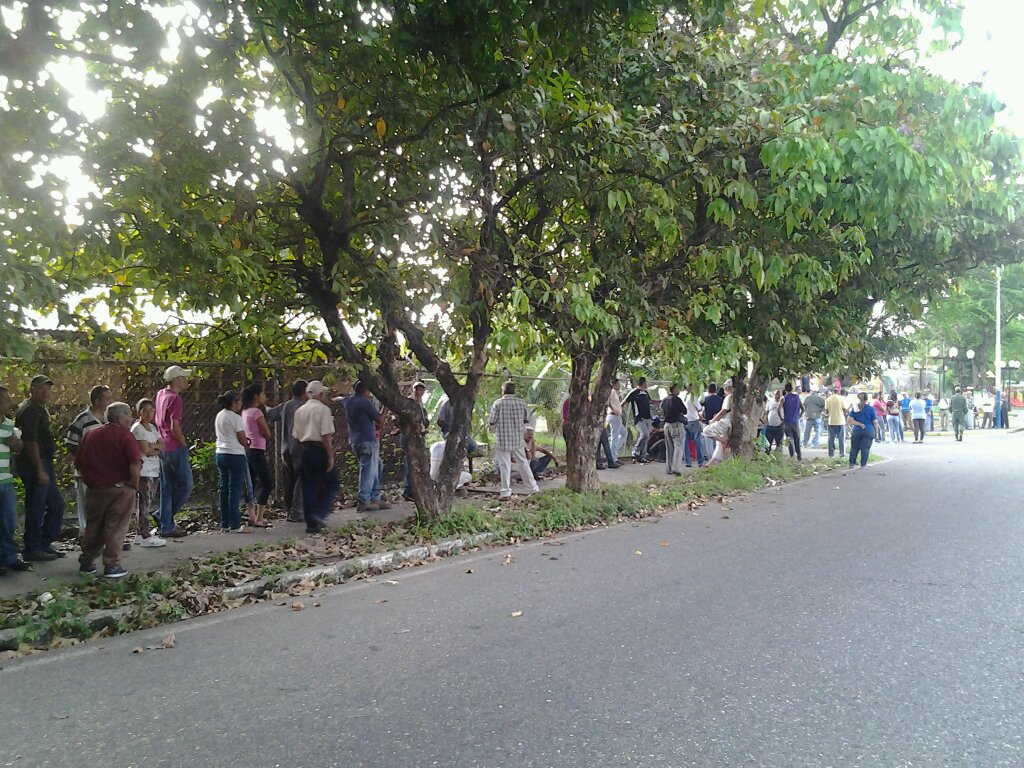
top-left (885, 395), bottom-right (904, 444)
top-left (847, 392), bottom-right (877, 468)
top-left (214, 390), bottom-right (251, 533)
top-left (241, 383), bottom-right (273, 528)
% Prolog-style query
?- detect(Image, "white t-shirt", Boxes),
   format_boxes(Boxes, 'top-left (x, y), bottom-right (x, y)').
top-left (766, 399), bottom-right (783, 427)
top-left (215, 409), bottom-right (247, 455)
top-left (131, 421), bottom-right (162, 477)
top-left (910, 398), bottom-right (927, 419)
top-left (429, 440), bottom-right (471, 488)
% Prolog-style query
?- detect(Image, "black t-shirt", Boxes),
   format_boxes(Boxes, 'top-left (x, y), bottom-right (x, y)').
top-left (661, 395), bottom-right (686, 424)
top-left (702, 394), bottom-right (723, 422)
top-left (15, 399), bottom-right (56, 467)
top-left (632, 391), bottom-right (652, 423)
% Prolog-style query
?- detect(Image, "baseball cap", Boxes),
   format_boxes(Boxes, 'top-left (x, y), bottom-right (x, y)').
top-left (306, 380), bottom-right (328, 397)
top-left (412, 381), bottom-right (427, 390)
top-left (723, 378), bottom-right (734, 389)
top-left (164, 365), bottom-right (193, 381)
top-left (30, 374), bottom-right (54, 387)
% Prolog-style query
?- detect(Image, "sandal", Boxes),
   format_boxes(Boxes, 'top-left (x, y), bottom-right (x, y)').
top-left (251, 522), bottom-right (273, 529)
top-left (229, 527), bottom-right (252, 534)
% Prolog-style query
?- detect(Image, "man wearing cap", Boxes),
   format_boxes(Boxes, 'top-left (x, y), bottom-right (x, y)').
top-left (293, 381), bottom-right (340, 531)
top-left (66, 384), bottom-right (113, 532)
top-left (154, 365), bottom-right (193, 537)
top-left (401, 381), bottom-right (429, 502)
top-left (75, 402), bottom-right (141, 579)
top-left (344, 380), bottom-right (389, 513)
top-left (15, 375), bottom-right (67, 561)
top-left (266, 379), bottom-right (309, 522)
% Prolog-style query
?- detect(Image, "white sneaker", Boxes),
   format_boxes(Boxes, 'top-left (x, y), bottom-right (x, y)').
top-left (139, 536), bottom-right (167, 548)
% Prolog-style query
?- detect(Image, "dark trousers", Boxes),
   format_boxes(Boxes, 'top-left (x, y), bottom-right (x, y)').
top-left (827, 425), bottom-right (845, 457)
top-left (765, 425), bottom-right (784, 452)
top-left (913, 418), bottom-right (926, 442)
top-left (530, 455), bottom-right (552, 479)
top-left (784, 422), bottom-right (802, 460)
top-left (281, 448), bottom-right (302, 515)
top-left (245, 448), bottom-right (274, 505)
top-left (298, 443), bottom-right (338, 528)
top-left (596, 427), bottom-right (615, 467)
top-left (79, 485), bottom-right (134, 569)
top-left (21, 461), bottom-right (65, 555)
top-left (849, 429), bottom-right (874, 467)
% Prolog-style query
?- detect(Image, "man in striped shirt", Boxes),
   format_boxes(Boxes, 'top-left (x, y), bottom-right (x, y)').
top-left (0, 386), bottom-right (32, 575)
top-left (67, 384), bottom-right (113, 531)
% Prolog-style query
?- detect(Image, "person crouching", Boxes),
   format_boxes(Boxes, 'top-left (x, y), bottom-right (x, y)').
top-left (75, 402), bottom-right (142, 579)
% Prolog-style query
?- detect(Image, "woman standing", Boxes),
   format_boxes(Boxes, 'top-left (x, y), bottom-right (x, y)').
top-left (703, 379), bottom-right (734, 466)
top-left (241, 383), bottom-right (273, 528)
top-left (130, 399), bottom-right (167, 548)
top-left (886, 395), bottom-right (904, 443)
top-left (847, 392), bottom-right (878, 469)
top-left (215, 390), bottom-right (250, 533)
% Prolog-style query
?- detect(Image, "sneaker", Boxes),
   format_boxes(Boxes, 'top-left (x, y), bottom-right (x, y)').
top-left (9, 560), bottom-right (33, 572)
top-left (43, 546), bottom-right (66, 558)
top-left (122, 542), bottom-right (131, 551)
top-left (160, 527), bottom-right (188, 538)
top-left (139, 536), bottom-right (167, 548)
top-left (402, 494), bottom-right (415, 502)
top-left (608, 462), bottom-right (622, 469)
top-left (373, 501), bottom-right (392, 511)
top-left (103, 565), bottom-right (128, 579)
top-left (79, 563), bottom-right (97, 575)
top-left (286, 514), bottom-right (304, 523)
top-left (24, 550), bottom-right (58, 562)
top-left (356, 502), bottom-right (374, 513)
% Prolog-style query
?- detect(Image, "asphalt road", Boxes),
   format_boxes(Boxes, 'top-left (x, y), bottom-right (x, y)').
top-left (2, 429), bottom-right (1022, 768)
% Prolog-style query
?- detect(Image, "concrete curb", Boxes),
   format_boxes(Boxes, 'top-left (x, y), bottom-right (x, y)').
top-left (0, 533), bottom-right (499, 652)
top-left (222, 531), bottom-right (499, 601)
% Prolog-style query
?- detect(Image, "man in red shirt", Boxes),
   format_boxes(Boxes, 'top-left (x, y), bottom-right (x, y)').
top-left (74, 402), bottom-right (141, 579)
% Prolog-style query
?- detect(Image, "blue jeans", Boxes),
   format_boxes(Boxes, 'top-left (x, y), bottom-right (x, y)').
top-left (215, 453), bottom-right (247, 530)
top-left (801, 417), bottom-right (822, 447)
top-left (299, 443), bottom-right (339, 525)
top-left (827, 425), bottom-right (845, 457)
top-left (351, 440), bottom-right (382, 505)
top-left (849, 428), bottom-right (873, 467)
top-left (0, 483), bottom-right (18, 566)
top-left (887, 415), bottom-right (903, 442)
top-left (684, 420), bottom-right (706, 466)
top-left (21, 461), bottom-right (65, 555)
top-left (608, 414), bottom-right (626, 458)
top-left (158, 446), bottom-right (193, 533)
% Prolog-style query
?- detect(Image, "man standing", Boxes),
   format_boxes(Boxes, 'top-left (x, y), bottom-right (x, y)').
top-left (965, 388), bottom-right (976, 430)
top-left (74, 402), bottom-right (141, 579)
top-left (66, 384), bottom-right (113, 532)
top-left (781, 383), bottom-right (803, 460)
top-left (624, 377), bottom-right (654, 464)
top-left (293, 381), bottom-right (340, 531)
top-left (154, 365), bottom-right (193, 538)
top-left (266, 379), bottom-right (308, 522)
top-left (0, 387), bottom-right (32, 575)
top-left (15, 375), bottom-right (66, 562)
top-left (801, 387), bottom-right (826, 449)
top-left (824, 388), bottom-right (847, 458)
top-left (606, 379), bottom-right (626, 460)
top-left (344, 380), bottom-right (388, 514)
top-left (488, 381), bottom-right (539, 499)
top-left (981, 391), bottom-right (993, 429)
top-left (910, 391), bottom-right (928, 443)
top-left (938, 394), bottom-right (950, 431)
top-left (900, 392), bottom-right (912, 432)
top-left (681, 385), bottom-right (705, 468)
top-left (660, 384), bottom-right (687, 476)
top-left (700, 383), bottom-right (723, 459)
top-left (949, 386), bottom-right (968, 442)
top-left (401, 381), bottom-right (429, 502)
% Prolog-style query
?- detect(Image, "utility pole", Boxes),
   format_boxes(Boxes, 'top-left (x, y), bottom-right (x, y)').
top-left (995, 266), bottom-right (1002, 395)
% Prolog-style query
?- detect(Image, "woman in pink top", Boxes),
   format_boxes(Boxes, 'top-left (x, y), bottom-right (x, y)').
top-left (241, 383), bottom-right (273, 528)
top-left (871, 392), bottom-right (887, 442)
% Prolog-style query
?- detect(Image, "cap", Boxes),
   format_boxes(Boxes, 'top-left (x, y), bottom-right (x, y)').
top-left (723, 378), bottom-right (734, 389)
top-left (164, 365), bottom-right (193, 381)
top-left (412, 381), bottom-right (427, 390)
top-left (306, 380), bottom-right (328, 397)
top-left (30, 374), bottom-right (54, 387)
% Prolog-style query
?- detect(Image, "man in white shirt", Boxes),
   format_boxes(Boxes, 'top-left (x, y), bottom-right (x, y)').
top-left (681, 385), bottom-right (705, 467)
top-left (606, 379), bottom-right (626, 460)
top-left (292, 381), bottom-right (339, 532)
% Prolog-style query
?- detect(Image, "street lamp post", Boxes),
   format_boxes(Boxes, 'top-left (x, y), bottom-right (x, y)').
top-left (948, 346), bottom-right (959, 390)
top-left (930, 347), bottom-right (941, 395)
top-left (913, 362), bottom-right (922, 391)
top-left (966, 349), bottom-right (975, 388)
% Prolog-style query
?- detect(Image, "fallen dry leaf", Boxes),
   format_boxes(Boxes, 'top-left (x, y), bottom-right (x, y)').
top-left (659, 540), bottom-right (670, 547)
top-left (291, 601), bottom-right (305, 611)
top-left (394, 628), bottom-right (411, 634)
top-left (51, 713), bottom-right (69, 720)
top-left (313, 602), bottom-right (321, 608)
top-left (465, 568), bottom-right (475, 574)
top-left (720, 515), bottom-right (730, 520)
top-left (384, 579), bottom-right (400, 586)
top-left (510, 610), bottom-right (523, 618)
top-left (374, 599), bottom-right (388, 604)
top-left (501, 553), bottom-right (515, 566)
top-left (131, 646), bottom-right (144, 654)
top-left (634, 550), bottom-right (643, 556)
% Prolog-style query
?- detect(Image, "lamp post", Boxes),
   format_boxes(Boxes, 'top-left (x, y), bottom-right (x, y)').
top-left (913, 361), bottom-right (922, 391)
top-left (929, 347), bottom-right (941, 395)
top-left (948, 346), bottom-right (959, 390)
top-left (966, 349), bottom-right (975, 388)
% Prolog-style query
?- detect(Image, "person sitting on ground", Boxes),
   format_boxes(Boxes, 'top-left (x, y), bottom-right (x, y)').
top-left (429, 439), bottom-right (472, 489)
top-left (129, 399), bottom-right (167, 548)
top-left (75, 402), bottom-right (142, 579)
top-left (645, 417), bottom-right (667, 462)
top-left (524, 426), bottom-right (558, 480)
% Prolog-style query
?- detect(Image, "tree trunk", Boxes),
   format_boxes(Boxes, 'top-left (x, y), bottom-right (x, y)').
top-left (564, 344), bottom-right (621, 492)
top-left (728, 364), bottom-right (762, 460)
